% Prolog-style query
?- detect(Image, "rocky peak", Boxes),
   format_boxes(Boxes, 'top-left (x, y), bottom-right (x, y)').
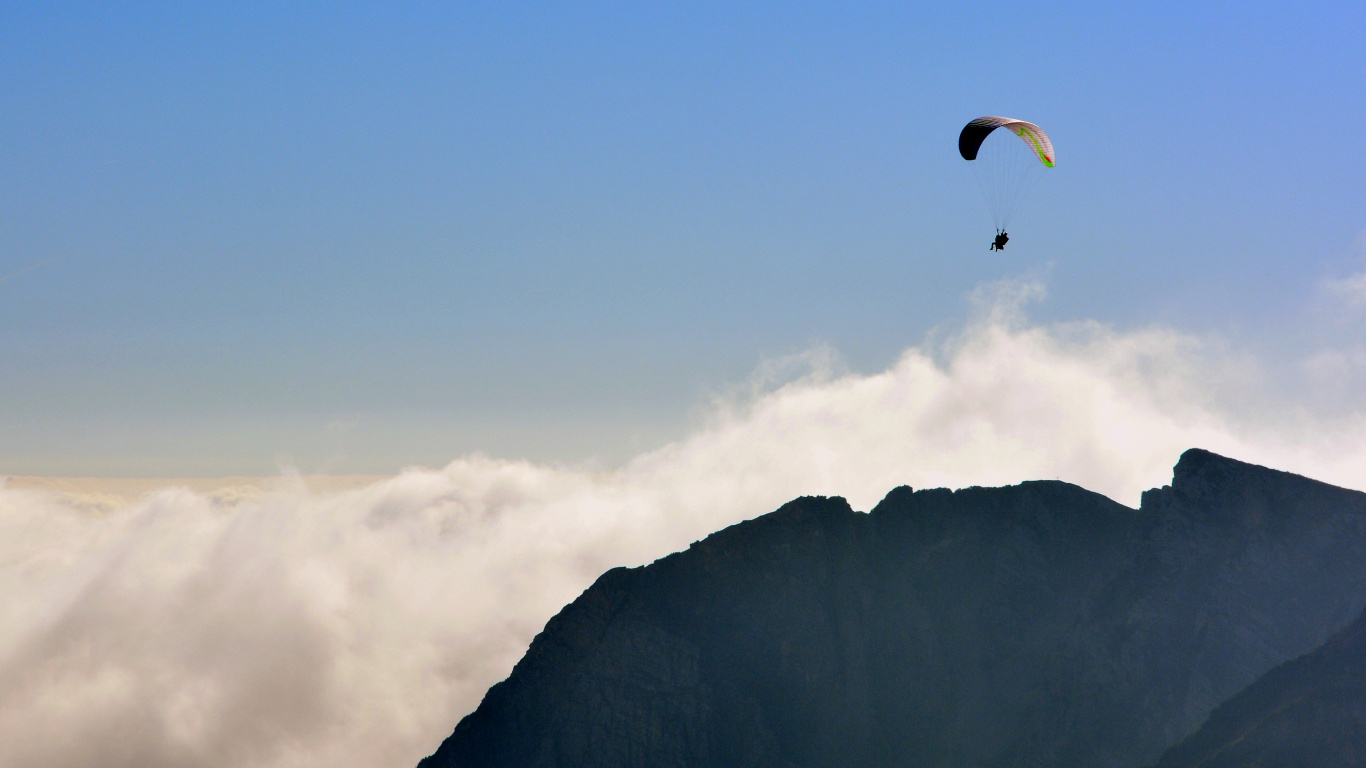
top-left (1140, 448), bottom-right (1353, 534)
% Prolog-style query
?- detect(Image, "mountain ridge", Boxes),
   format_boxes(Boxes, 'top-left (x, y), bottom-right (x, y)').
top-left (420, 449), bottom-right (1366, 767)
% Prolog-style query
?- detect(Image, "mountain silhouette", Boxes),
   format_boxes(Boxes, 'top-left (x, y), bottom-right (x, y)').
top-left (419, 449), bottom-right (1366, 768)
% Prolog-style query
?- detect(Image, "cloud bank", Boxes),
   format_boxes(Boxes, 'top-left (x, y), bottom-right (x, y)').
top-left (5, 279), bottom-right (1366, 768)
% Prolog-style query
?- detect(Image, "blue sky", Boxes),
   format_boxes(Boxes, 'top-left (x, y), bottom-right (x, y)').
top-left (2, 1), bottom-right (1364, 475)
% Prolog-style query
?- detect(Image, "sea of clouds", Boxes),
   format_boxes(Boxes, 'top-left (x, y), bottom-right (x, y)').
top-left (5, 278), bottom-right (1366, 768)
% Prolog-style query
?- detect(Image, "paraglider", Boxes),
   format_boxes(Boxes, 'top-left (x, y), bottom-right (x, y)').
top-left (959, 116), bottom-right (1054, 250)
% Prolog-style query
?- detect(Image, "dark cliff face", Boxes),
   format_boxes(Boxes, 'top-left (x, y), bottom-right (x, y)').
top-left (419, 450), bottom-right (1366, 768)
top-left (1152, 603), bottom-right (1366, 768)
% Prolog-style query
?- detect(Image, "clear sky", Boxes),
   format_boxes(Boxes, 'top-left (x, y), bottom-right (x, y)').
top-left (2, 1), bottom-right (1364, 475)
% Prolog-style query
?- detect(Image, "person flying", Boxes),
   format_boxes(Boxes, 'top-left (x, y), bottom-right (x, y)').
top-left (959, 116), bottom-right (1054, 252)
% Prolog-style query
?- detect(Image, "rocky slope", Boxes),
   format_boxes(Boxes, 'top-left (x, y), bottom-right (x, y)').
top-left (419, 450), bottom-right (1366, 768)
top-left (1152, 603), bottom-right (1366, 768)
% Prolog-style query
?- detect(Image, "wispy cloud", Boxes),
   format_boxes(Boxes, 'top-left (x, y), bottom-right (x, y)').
top-left (1319, 232), bottom-right (1366, 312)
top-left (4, 278), bottom-right (1366, 768)
top-left (1326, 271), bottom-right (1366, 309)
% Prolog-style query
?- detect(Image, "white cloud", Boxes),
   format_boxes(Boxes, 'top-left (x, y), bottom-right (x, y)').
top-left (4, 278), bottom-right (1366, 768)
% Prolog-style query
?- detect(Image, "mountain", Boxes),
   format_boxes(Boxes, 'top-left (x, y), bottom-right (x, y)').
top-left (1152, 603), bottom-right (1366, 768)
top-left (419, 450), bottom-right (1366, 768)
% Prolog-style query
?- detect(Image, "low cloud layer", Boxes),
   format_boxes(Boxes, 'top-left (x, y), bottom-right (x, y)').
top-left (5, 280), bottom-right (1366, 768)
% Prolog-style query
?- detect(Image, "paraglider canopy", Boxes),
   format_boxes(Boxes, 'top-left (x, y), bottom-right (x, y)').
top-left (959, 116), bottom-right (1054, 234)
top-left (959, 117), bottom-right (1054, 167)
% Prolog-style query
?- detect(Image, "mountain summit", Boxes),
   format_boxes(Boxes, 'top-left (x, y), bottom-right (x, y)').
top-left (420, 450), bottom-right (1366, 768)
